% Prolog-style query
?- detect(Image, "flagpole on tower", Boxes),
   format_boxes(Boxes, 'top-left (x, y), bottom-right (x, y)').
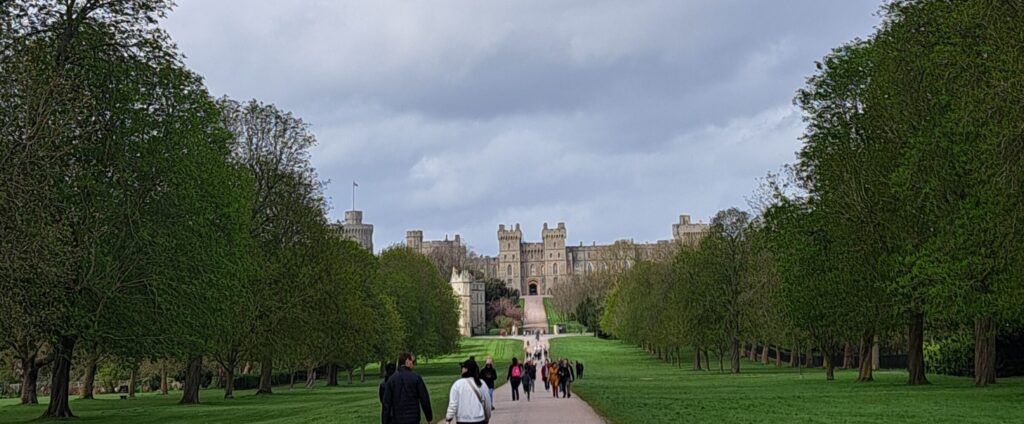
top-left (352, 181), bottom-right (358, 211)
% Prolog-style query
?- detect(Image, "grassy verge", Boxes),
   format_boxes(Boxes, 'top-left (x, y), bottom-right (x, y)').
top-left (543, 298), bottom-right (586, 333)
top-left (0, 338), bottom-right (520, 423)
top-left (549, 336), bottom-right (1024, 423)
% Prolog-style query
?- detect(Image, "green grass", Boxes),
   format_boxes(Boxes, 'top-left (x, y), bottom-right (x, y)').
top-left (549, 336), bottom-right (1024, 423)
top-left (0, 338), bottom-right (520, 423)
top-left (543, 298), bottom-right (587, 333)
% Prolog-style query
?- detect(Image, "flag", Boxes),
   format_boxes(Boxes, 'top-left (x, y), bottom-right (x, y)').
top-left (353, 181), bottom-right (359, 187)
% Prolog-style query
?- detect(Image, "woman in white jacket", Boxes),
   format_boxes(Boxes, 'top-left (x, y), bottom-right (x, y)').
top-left (445, 357), bottom-right (491, 424)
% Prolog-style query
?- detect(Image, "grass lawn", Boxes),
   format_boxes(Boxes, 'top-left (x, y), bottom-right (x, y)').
top-left (0, 338), bottom-right (520, 423)
top-left (543, 298), bottom-right (587, 333)
top-left (550, 336), bottom-right (1024, 423)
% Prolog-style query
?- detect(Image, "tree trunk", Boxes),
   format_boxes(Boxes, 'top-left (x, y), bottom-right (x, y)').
top-left (326, 363), bottom-right (338, 386)
top-left (842, 343), bottom-right (853, 369)
top-left (305, 367), bottom-right (317, 389)
top-left (79, 356), bottom-right (97, 400)
top-left (179, 355), bottom-right (203, 404)
top-left (289, 369), bottom-right (296, 389)
top-left (824, 352), bottom-right (835, 381)
top-left (242, 361), bottom-right (252, 375)
top-left (974, 315), bottom-right (997, 386)
top-left (42, 336), bottom-right (76, 418)
top-left (857, 333), bottom-right (875, 382)
top-left (760, 344), bottom-right (769, 365)
top-left (224, 365), bottom-right (236, 399)
top-left (749, 342), bottom-right (758, 361)
top-left (906, 311), bottom-right (929, 385)
top-left (128, 368), bottom-right (137, 398)
top-left (730, 338), bottom-right (740, 374)
top-left (692, 345), bottom-right (701, 371)
top-left (774, 345), bottom-right (782, 367)
top-left (347, 368), bottom-right (354, 384)
top-left (257, 356), bottom-right (274, 395)
top-left (19, 355), bottom-right (40, 404)
top-left (160, 362), bottom-right (169, 395)
top-left (718, 351), bottom-right (724, 373)
top-left (790, 342), bottom-right (798, 367)
top-left (360, 365), bottom-right (366, 383)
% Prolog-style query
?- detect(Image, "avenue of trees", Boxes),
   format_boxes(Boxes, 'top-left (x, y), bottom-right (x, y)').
top-left (0, 0), bottom-right (459, 418)
top-left (601, 0), bottom-right (1024, 386)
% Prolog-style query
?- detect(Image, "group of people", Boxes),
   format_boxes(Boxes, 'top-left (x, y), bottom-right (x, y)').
top-left (540, 358), bottom-right (583, 399)
top-left (378, 351), bottom-right (587, 424)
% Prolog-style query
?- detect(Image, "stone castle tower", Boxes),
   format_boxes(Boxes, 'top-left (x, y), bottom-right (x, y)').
top-left (450, 268), bottom-right (485, 336)
top-left (337, 210), bottom-right (373, 251)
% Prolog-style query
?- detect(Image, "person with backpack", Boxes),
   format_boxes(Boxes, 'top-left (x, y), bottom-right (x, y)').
top-left (445, 357), bottom-right (491, 424)
top-left (506, 357), bottom-right (523, 401)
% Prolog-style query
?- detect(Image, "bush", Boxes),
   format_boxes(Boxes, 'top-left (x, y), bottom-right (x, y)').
top-left (924, 332), bottom-right (973, 377)
top-left (488, 328), bottom-right (500, 336)
top-left (232, 371), bottom-right (301, 390)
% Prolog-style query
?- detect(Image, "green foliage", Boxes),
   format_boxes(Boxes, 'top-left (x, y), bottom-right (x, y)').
top-left (924, 333), bottom-right (974, 377)
top-left (0, 338), bottom-right (522, 423)
top-left (549, 336), bottom-right (1024, 423)
top-left (374, 247), bottom-right (460, 359)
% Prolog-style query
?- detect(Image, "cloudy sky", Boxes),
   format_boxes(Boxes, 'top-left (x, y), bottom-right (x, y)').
top-left (163, 0), bottom-right (881, 254)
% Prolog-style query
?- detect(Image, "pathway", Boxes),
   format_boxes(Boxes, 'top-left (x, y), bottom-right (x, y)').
top-left (489, 297), bottom-right (605, 423)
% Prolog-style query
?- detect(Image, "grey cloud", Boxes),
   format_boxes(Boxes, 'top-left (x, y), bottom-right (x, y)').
top-left (164, 0), bottom-right (880, 253)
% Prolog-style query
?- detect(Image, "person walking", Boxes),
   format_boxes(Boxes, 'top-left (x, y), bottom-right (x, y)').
top-left (547, 361), bottom-right (560, 399)
top-left (480, 357), bottom-right (498, 409)
top-left (378, 362), bottom-right (397, 418)
top-left (381, 352), bottom-right (433, 424)
top-left (444, 357), bottom-right (491, 424)
top-left (524, 360), bottom-right (537, 401)
top-left (540, 359), bottom-right (549, 391)
top-left (557, 359), bottom-right (575, 399)
top-left (576, 360), bottom-right (584, 380)
top-left (507, 357), bottom-right (523, 401)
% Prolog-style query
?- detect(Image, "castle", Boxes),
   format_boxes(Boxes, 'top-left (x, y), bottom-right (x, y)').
top-left (335, 209), bottom-right (707, 336)
top-left (408, 214), bottom-right (708, 296)
top-left (334, 209), bottom-right (374, 251)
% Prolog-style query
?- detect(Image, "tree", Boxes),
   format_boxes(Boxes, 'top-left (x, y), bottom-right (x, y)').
top-left (374, 247), bottom-right (460, 360)
top-left (218, 97), bottom-right (326, 395)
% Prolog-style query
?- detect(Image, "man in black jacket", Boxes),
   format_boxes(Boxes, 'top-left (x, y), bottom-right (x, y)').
top-left (382, 352), bottom-right (432, 424)
top-left (479, 356), bottom-right (498, 409)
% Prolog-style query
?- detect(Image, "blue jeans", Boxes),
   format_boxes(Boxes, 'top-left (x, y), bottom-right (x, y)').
top-left (488, 387), bottom-right (494, 405)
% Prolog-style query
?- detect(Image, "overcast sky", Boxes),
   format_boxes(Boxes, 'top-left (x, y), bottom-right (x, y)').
top-left (163, 0), bottom-right (881, 254)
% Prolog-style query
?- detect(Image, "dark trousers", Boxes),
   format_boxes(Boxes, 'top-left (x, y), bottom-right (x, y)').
top-left (510, 378), bottom-right (521, 400)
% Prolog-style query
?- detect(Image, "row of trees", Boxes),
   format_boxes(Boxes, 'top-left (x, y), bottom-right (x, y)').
top-left (0, 0), bottom-right (459, 418)
top-left (602, 0), bottom-right (1024, 386)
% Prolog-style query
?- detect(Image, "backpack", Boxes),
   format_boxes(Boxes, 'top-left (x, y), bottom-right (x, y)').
top-left (511, 365), bottom-right (522, 378)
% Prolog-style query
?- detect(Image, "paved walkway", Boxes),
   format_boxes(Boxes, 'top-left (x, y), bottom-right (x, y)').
top-left (521, 295), bottom-right (549, 333)
top-left (488, 298), bottom-right (605, 423)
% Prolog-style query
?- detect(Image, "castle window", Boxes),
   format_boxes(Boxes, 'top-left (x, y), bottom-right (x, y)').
top-left (507, 264), bottom-right (512, 275)
top-left (530, 264), bottom-right (535, 275)
top-left (552, 263), bottom-right (558, 274)
top-left (554, 276), bottom-right (558, 285)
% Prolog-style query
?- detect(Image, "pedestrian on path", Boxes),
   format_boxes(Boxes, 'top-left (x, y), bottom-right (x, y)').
top-left (522, 360), bottom-right (535, 401)
top-left (557, 359), bottom-right (574, 399)
top-left (576, 360), bottom-right (584, 380)
top-left (507, 357), bottom-right (523, 401)
top-left (480, 357), bottom-right (498, 408)
top-left (547, 361), bottom-right (560, 399)
top-left (381, 352), bottom-right (433, 424)
top-left (541, 359), bottom-right (549, 391)
top-left (444, 357), bottom-right (491, 424)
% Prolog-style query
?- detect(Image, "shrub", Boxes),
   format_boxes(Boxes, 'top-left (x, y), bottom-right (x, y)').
top-left (924, 332), bottom-right (973, 377)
